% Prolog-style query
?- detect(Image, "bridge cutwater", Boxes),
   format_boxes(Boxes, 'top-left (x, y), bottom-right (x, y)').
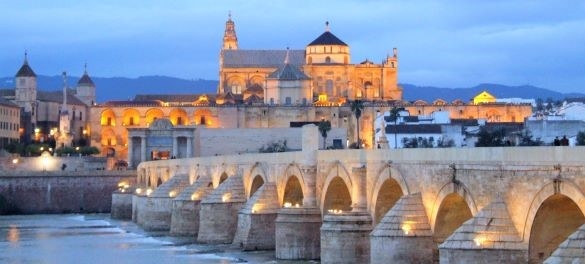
top-left (112, 125), bottom-right (585, 264)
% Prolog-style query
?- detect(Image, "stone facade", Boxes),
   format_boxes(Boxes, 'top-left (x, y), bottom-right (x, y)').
top-left (0, 170), bottom-right (134, 214)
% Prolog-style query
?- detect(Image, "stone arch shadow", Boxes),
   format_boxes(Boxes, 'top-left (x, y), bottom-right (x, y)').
top-left (319, 161), bottom-right (353, 215)
top-left (245, 162), bottom-right (268, 199)
top-left (277, 163), bottom-right (309, 207)
top-left (429, 181), bottom-right (479, 232)
top-left (521, 179), bottom-right (585, 243)
top-left (369, 164), bottom-right (410, 223)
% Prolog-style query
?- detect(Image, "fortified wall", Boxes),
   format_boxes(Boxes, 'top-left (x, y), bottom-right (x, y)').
top-left (121, 125), bottom-right (585, 263)
top-left (0, 170), bottom-right (135, 214)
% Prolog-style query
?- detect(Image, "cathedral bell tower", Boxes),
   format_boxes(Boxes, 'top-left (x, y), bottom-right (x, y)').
top-left (222, 12), bottom-right (238, 50)
top-left (15, 52), bottom-right (37, 113)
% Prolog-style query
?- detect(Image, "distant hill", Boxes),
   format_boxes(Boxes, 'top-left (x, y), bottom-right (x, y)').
top-left (1, 75), bottom-right (582, 103)
top-left (401, 83), bottom-right (583, 102)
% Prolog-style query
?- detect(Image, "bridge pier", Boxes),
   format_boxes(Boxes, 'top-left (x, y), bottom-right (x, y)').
top-left (275, 207), bottom-right (322, 260)
top-left (439, 197), bottom-right (527, 263)
top-left (139, 174), bottom-right (190, 231)
top-left (321, 211), bottom-right (373, 264)
top-left (111, 191), bottom-right (133, 220)
top-left (132, 193), bottom-right (147, 225)
top-left (370, 193), bottom-right (434, 264)
top-left (170, 177), bottom-right (213, 236)
top-left (197, 174), bottom-right (245, 243)
top-left (232, 183), bottom-right (280, 250)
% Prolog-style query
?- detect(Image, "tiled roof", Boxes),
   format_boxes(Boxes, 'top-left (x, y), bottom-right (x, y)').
top-left (37, 90), bottom-right (86, 105)
top-left (385, 124), bottom-right (442, 134)
top-left (222, 49), bottom-right (305, 68)
top-left (0, 89), bottom-right (15, 97)
top-left (267, 63), bottom-right (310, 81)
top-left (0, 95), bottom-right (18, 107)
top-left (134, 94), bottom-right (217, 103)
top-left (102, 100), bottom-right (164, 107)
top-left (77, 72), bottom-right (95, 86)
top-left (244, 94), bottom-right (263, 105)
top-left (16, 62), bottom-right (36, 77)
top-left (308, 31), bottom-right (347, 46)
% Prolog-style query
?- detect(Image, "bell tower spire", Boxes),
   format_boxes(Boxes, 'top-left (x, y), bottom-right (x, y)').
top-left (222, 11), bottom-right (238, 50)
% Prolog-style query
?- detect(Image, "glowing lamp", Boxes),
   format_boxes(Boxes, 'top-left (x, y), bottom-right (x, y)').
top-left (222, 193), bottom-right (231, 202)
top-left (474, 235), bottom-right (485, 247)
top-left (169, 190), bottom-right (177, 198)
top-left (135, 188), bottom-right (143, 194)
top-left (401, 224), bottom-right (412, 235)
top-left (12, 159), bottom-right (18, 164)
top-left (146, 188), bottom-right (153, 196)
top-left (191, 193), bottom-right (199, 201)
top-left (283, 202), bottom-right (292, 208)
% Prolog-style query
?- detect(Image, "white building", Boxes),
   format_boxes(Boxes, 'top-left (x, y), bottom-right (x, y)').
top-left (374, 110), bottom-right (466, 149)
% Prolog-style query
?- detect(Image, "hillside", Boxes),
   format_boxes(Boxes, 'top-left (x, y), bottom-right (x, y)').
top-left (1, 75), bottom-right (582, 103)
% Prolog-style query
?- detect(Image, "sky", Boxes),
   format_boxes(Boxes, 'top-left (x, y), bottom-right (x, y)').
top-left (1, 0), bottom-right (584, 93)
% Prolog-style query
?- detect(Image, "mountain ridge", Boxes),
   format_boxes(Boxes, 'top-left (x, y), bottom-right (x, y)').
top-left (1, 75), bottom-right (582, 103)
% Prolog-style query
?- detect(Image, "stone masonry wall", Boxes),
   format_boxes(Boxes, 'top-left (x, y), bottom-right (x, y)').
top-left (0, 171), bottom-right (135, 214)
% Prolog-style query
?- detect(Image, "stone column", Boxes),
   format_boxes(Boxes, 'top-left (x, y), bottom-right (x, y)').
top-left (172, 135), bottom-right (178, 158)
top-left (352, 166), bottom-right (367, 212)
top-left (127, 136), bottom-right (134, 168)
top-left (186, 137), bottom-right (193, 158)
top-left (140, 136), bottom-right (147, 163)
top-left (301, 165), bottom-right (317, 207)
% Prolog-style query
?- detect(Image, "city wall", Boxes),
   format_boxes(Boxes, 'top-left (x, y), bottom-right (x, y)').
top-left (0, 170), bottom-right (135, 214)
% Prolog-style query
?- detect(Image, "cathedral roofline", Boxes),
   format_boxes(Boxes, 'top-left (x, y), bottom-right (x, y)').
top-left (16, 52), bottom-right (37, 78)
top-left (77, 64), bottom-right (95, 86)
top-left (307, 23), bottom-right (347, 46)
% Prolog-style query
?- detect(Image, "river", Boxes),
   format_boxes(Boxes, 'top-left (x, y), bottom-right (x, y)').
top-left (0, 214), bottom-right (318, 264)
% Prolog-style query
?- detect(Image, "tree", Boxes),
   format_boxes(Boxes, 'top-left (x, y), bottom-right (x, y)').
top-left (318, 119), bottom-right (331, 149)
top-left (350, 100), bottom-right (364, 149)
top-left (389, 106), bottom-right (405, 149)
top-left (535, 98), bottom-right (544, 112)
top-left (545, 97), bottom-right (554, 112)
top-left (475, 127), bottom-right (506, 147)
top-left (518, 130), bottom-right (543, 146)
top-left (577, 131), bottom-right (585, 146)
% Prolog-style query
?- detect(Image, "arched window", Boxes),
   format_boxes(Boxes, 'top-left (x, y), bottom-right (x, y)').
top-left (325, 56), bottom-right (331, 64)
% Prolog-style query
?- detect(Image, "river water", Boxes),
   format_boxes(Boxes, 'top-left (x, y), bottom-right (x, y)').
top-left (0, 214), bottom-right (318, 264)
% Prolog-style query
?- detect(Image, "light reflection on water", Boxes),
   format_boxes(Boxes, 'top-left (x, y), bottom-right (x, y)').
top-left (0, 214), bottom-right (318, 264)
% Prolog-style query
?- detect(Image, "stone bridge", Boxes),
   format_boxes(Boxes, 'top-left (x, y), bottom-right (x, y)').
top-left (121, 125), bottom-right (585, 263)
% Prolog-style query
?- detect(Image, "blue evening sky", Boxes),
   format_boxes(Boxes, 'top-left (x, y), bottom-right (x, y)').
top-left (1, 0), bottom-right (584, 93)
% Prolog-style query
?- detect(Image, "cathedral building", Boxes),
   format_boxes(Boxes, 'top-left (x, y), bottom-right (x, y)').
top-left (82, 14), bottom-right (531, 164)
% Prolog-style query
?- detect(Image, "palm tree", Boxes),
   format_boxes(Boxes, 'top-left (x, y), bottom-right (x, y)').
top-left (389, 106), bottom-right (405, 149)
top-left (318, 119), bottom-right (331, 149)
top-left (350, 100), bottom-right (365, 149)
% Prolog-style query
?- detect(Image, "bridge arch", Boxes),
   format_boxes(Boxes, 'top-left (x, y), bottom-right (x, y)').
top-left (430, 181), bottom-right (478, 233)
top-left (320, 162), bottom-right (353, 214)
top-left (523, 179), bottom-right (585, 262)
top-left (279, 164), bottom-right (307, 207)
top-left (370, 164), bottom-right (409, 224)
top-left (245, 163), bottom-right (268, 198)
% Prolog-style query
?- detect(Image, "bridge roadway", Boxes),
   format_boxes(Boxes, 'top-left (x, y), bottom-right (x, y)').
top-left (119, 125), bottom-right (585, 263)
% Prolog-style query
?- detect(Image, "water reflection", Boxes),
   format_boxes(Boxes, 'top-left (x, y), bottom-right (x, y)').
top-left (0, 214), bottom-right (318, 264)
top-left (7, 224), bottom-right (19, 245)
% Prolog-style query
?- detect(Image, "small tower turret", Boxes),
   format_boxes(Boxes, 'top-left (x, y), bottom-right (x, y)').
top-left (76, 63), bottom-right (96, 106)
top-left (15, 51), bottom-right (37, 112)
